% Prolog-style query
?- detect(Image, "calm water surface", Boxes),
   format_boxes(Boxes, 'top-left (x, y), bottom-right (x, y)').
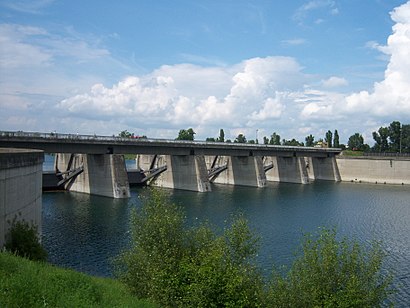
top-left (42, 157), bottom-right (410, 306)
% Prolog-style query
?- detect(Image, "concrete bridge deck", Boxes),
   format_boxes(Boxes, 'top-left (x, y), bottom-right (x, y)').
top-left (0, 131), bottom-right (341, 157)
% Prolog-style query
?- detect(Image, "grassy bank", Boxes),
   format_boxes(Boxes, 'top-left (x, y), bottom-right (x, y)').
top-left (0, 252), bottom-right (156, 307)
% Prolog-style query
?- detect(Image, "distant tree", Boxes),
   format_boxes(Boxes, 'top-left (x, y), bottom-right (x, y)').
top-left (269, 133), bottom-right (281, 145)
top-left (206, 137), bottom-right (216, 142)
top-left (334, 130), bottom-right (340, 148)
top-left (348, 133), bottom-right (368, 151)
top-left (217, 129), bottom-right (225, 142)
top-left (372, 127), bottom-right (389, 152)
top-left (282, 139), bottom-right (303, 146)
top-left (248, 140), bottom-right (256, 144)
top-left (234, 134), bottom-right (247, 143)
top-left (388, 121), bottom-right (401, 152)
top-left (176, 128), bottom-right (195, 141)
top-left (325, 130), bottom-right (333, 148)
top-left (401, 124), bottom-right (410, 153)
top-left (263, 136), bottom-right (269, 145)
top-left (305, 134), bottom-right (314, 147)
top-left (119, 130), bottom-right (133, 138)
top-left (226, 139), bottom-right (232, 143)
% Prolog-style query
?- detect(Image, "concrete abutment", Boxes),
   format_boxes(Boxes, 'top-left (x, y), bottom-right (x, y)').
top-left (1, 148), bottom-right (43, 248)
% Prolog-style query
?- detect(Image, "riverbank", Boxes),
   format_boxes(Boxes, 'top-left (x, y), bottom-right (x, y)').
top-left (0, 252), bottom-right (155, 307)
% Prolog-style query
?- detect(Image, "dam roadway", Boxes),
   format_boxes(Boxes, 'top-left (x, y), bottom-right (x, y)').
top-left (0, 131), bottom-right (340, 157)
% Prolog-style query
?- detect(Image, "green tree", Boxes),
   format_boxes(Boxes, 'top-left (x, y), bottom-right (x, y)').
top-left (325, 130), bottom-right (333, 148)
top-left (234, 133), bottom-right (247, 143)
top-left (217, 129), bottom-right (225, 142)
top-left (282, 138), bottom-right (303, 146)
top-left (388, 121), bottom-right (401, 152)
top-left (334, 130), bottom-right (340, 148)
top-left (206, 137), bottom-right (216, 142)
top-left (5, 218), bottom-right (47, 262)
top-left (401, 124), bottom-right (410, 153)
top-left (266, 228), bottom-right (393, 307)
top-left (348, 133), bottom-right (367, 151)
top-left (176, 128), bottom-right (195, 141)
top-left (269, 132), bottom-right (281, 145)
top-left (119, 130), bottom-right (133, 138)
top-left (116, 189), bottom-right (264, 307)
top-left (372, 127), bottom-right (389, 152)
top-left (263, 136), bottom-right (269, 145)
top-left (305, 134), bottom-right (314, 147)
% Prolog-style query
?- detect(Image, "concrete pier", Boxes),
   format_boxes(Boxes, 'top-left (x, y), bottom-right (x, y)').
top-left (211, 156), bottom-right (266, 187)
top-left (307, 156), bottom-right (341, 182)
top-left (137, 154), bottom-right (211, 192)
top-left (56, 153), bottom-right (130, 198)
top-left (0, 148), bottom-right (43, 247)
top-left (265, 156), bottom-right (309, 184)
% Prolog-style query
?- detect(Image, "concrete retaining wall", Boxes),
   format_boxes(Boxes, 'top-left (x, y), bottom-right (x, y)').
top-left (336, 156), bottom-right (410, 185)
top-left (0, 148), bottom-right (43, 248)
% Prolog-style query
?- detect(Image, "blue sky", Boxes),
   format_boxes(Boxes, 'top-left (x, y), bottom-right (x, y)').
top-left (1, 0), bottom-right (410, 144)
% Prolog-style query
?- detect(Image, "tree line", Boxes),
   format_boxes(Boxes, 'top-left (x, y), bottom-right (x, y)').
top-left (121, 120), bottom-right (410, 153)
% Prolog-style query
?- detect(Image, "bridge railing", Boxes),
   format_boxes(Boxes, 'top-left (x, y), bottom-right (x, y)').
top-left (0, 130), bottom-right (341, 153)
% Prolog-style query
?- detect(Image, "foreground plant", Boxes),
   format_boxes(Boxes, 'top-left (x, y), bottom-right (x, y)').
top-left (267, 228), bottom-right (394, 307)
top-left (4, 217), bottom-right (47, 262)
top-left (116, 189), bottom-right (394, 307)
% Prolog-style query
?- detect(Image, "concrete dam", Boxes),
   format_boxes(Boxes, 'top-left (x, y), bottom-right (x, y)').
top-left (1, 131), bottom-right (342, 198)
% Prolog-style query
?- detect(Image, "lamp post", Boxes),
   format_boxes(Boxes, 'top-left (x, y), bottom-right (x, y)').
top-left (400, 124), bottom-right (402, 154)
top-left (256, 129), bottom-right (259, 144)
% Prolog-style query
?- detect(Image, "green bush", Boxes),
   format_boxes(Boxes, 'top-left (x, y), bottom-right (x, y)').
top-left (116, 189), bottom-right (264, 307)
top-left (116, 189), bottom-right (394, 307)
top-left (266, 228), bottom-right (394, 307)
top-left (4, 218), bottom-right (47, 262)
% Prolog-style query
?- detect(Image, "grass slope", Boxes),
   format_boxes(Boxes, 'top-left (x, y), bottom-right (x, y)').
top-left (0, 252), bottom-right (156, 307)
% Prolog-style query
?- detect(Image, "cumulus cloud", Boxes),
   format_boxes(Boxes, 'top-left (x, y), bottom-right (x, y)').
top-left (59, 56), bottom-right (308, 133)
top-left (321, 76), bottom-right (348, 88)
top-left (344, 1), bottom-right (410, 117)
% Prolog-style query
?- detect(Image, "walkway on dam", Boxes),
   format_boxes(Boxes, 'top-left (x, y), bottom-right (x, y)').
top-left (0, 131), bottom-right (341, 157)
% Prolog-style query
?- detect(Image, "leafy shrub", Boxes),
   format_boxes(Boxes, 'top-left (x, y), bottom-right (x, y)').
top-left (4, 217), bottom-right (47, 262)
top-left (116, 189), bottom-right (263, 307)
top-left (266, 228), bottom-right (393, 307)
top-left (116, 189), bottom-right (393, 307)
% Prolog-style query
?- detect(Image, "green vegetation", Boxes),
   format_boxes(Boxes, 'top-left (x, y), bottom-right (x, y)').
top-left (116, 189), bottom-right (263, 307)
top-left (176, 128), bottom-right (196, 140)
top-left (0, 252), bottom-right (155, 307)
top-left (4, 218), bottom-right (47, 262)
top-left (116, 189), bottom-right (394, 307)
top-left (372, 121), bottom-right (410, 153)
top-left (267, 229), bottom-right (393, 307)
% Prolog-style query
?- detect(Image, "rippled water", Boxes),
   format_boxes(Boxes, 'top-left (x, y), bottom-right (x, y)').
top-left (42, 156), bottom-right (410, 306)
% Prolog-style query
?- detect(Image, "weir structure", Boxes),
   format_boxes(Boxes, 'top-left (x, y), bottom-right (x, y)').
top-left (0, 131), bottom-right (342, 198)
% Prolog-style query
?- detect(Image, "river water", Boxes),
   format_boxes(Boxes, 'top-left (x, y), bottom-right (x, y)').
top-left (42, 156), bottom-right (410, 306)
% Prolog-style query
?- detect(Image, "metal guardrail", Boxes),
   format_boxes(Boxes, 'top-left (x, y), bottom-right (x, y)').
top-left (363, 152), bottom-right (410, 157)
top-left (0, 130), bottom-right (341, 153)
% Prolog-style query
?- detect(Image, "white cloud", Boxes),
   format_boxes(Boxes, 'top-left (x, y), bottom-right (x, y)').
top-left (293, 0), bottom-right (338, 24)
top-left (281, 38), bottom-right (307, 46)
top-left (344, 1), bottom-right (410, 118)
top-left (321, 76), bottom-right (348, 88)
top-left (1, 0), bottom-right (54, 14)
top-left (59, 57), bottom-right (307, 131)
